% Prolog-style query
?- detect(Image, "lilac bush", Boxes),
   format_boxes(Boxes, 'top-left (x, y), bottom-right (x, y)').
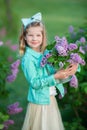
top-left (0, 35), bottom-right (21, 129)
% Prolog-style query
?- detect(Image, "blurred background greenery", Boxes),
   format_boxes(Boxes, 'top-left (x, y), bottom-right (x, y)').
top-left (0, 0), bottom-right (87, 130)
top-left (0, 0), bottom-right (87, 40)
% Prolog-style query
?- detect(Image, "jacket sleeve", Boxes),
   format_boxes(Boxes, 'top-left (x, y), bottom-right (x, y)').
top-left (21, 56), bottom-right (57, 90)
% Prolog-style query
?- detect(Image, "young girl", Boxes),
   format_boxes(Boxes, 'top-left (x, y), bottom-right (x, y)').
top-left (19, 12), bottom-right (78, 130)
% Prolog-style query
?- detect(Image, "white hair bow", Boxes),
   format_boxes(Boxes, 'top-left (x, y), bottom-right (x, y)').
top-left (21, 12), bottom-right (42, 29)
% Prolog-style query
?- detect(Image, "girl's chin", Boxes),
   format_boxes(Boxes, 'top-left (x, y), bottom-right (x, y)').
top-left (32, 45), bottom-right (39, 48)
top-left (30, 44), bottom-right (40, 48)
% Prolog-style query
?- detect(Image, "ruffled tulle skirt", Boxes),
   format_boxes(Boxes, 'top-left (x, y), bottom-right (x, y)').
top-left (22, 96), bottom-right (64, 130)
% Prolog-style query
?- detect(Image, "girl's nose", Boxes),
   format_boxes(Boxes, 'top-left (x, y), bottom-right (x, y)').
top-left (32, 36), bottom-right (37, 40)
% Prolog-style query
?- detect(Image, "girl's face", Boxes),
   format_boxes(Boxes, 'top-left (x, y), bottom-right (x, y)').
top-left (25, 26), bottom-right (43, 52)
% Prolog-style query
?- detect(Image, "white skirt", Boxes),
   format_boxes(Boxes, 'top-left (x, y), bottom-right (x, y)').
top-left (22, 96), bottom-right (65, 130)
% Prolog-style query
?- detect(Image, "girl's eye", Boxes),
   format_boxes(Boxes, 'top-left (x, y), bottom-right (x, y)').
top-left (37, 34), bottom-right (41, 37)
top-left (28, 34), bottom-right (33, 36)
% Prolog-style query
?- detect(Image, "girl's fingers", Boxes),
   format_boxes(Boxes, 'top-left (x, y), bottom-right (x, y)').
top-left (67, 64), bottom-right (78, 72)
top-left (57, 63), bottom-right (79, 78)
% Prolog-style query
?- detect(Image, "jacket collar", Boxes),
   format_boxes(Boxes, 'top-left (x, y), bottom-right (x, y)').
top-left (26, 47), bottom-right (43, 58)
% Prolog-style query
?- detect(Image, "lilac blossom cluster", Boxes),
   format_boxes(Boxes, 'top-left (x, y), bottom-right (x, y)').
top-left (40, 35), bottom-right (86, 90)
top-left (54, 36), bottom-right (86, 66)
top-left (55, 36), bottom-right (68, 56)
top-left (40, 53), bottom-right (52, 67)
top-left (69, 53), bottom-right (85, 65)
top-left (6, 59), bottom-right (20, 82)
top-left (7, 102), bottom-right (23, 115)
top-left (69, 75), bottom-right (78, 88)
top-left (3, 120), bottom-right (14, 130)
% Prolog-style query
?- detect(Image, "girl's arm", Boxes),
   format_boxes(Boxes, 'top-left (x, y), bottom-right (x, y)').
top-left (21, 56), bottom-right (57, 90)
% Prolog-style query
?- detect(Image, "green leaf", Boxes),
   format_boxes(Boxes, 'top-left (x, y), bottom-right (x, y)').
top-left (84, 87), bottom-right (87, 94)
top-left (81, 83), bottom-right (87, 93)
top-left (46, 41), bottom-right (56, 50)
top-left (0, 112), bottom-right (9, 121)
top-left (47, 57), bottom-right (54, 63)
top-left (0, 124), bottom-right (4, 129)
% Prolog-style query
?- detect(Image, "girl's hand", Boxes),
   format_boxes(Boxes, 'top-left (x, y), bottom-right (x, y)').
top-left (67, 63), bottom-right (78, 76)
top-left (54, 63), bottom-right (78, 80)
top-left (54, 69), bottom-right (68, 79)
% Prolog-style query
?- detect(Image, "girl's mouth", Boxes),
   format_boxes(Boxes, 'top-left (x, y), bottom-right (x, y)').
top-left (32, 42), bottom-right (38, 44)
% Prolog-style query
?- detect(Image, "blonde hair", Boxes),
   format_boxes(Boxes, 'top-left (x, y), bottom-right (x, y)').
top-left (19, 22), bottom-right (47, 55)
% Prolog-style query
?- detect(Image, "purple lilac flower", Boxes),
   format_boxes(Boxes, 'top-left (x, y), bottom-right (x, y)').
top-left (7, 107), bottom-right (23, 115)
top-left (55, 36), bottom-right (60, 42)
top-left (45, 53), bottom-right (52, 59)
top-left (40, 56), bottom-right (47, 67)
top-left (70, 53), bottom-right (82, 64)
top-left (11, 68), bottom-right (19, 76)
top-left (55, 45), bottom-right (67, 56)
top-left (80, 37), bottom-right (86, 43)
top-left (0, 41), bottom-right (3, 46)
top-left (68, 43), bottom-right (78, 51)
top-left (6, 59), bottom-right (20, 82)
top-left (40, 53), bottom-right (52, 67)
top-left (8, 102), bottom-right (19, 109)
top-left (3, 120), bottom-right (14, 130)
top-left (81, 59), bottom-right (86, 65)
top-left (55, 36), bottom-right (64, 47)
top-left (67, 59), bottom-right (75, 64)
top-left (4, 120), bottom-right (14, 125)
top-left (59, 62), bottom-right (64, 68)
top-left (78, 28), bottom-right (85, 33)
top-left (68, 25), bottom-right (74, 33)
top-left (55, 36), bottom-right (68, 51)
top-left (79, 46), bottom-right (85, 54)
top-left (11, 59), bottom-right (20, 69)
top-left (10, 44), bottom-right (18, 51)
top-left (70, 53), bottom-right (86, 65)
top-left (7, 102), bottom-right (23, 115)
top-left (69, 75), bottom-right (78, 88)
top-left (61, 37), bottom-right (68, 51)
top-left (6, 74), bottom-right (16, 82)
top-left (3, 125), bottom-right (8, 130)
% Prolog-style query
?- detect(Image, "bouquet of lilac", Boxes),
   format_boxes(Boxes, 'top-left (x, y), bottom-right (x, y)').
top-left (40, 36), bottom-right (86, 88)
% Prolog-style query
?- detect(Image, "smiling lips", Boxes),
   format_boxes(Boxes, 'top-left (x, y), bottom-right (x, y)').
top-left (31, 42), bottom-right (38, 44)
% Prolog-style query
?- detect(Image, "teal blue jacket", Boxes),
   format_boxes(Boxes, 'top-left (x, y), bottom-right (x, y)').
top-left (21, 47), bottom-right (80, 105)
